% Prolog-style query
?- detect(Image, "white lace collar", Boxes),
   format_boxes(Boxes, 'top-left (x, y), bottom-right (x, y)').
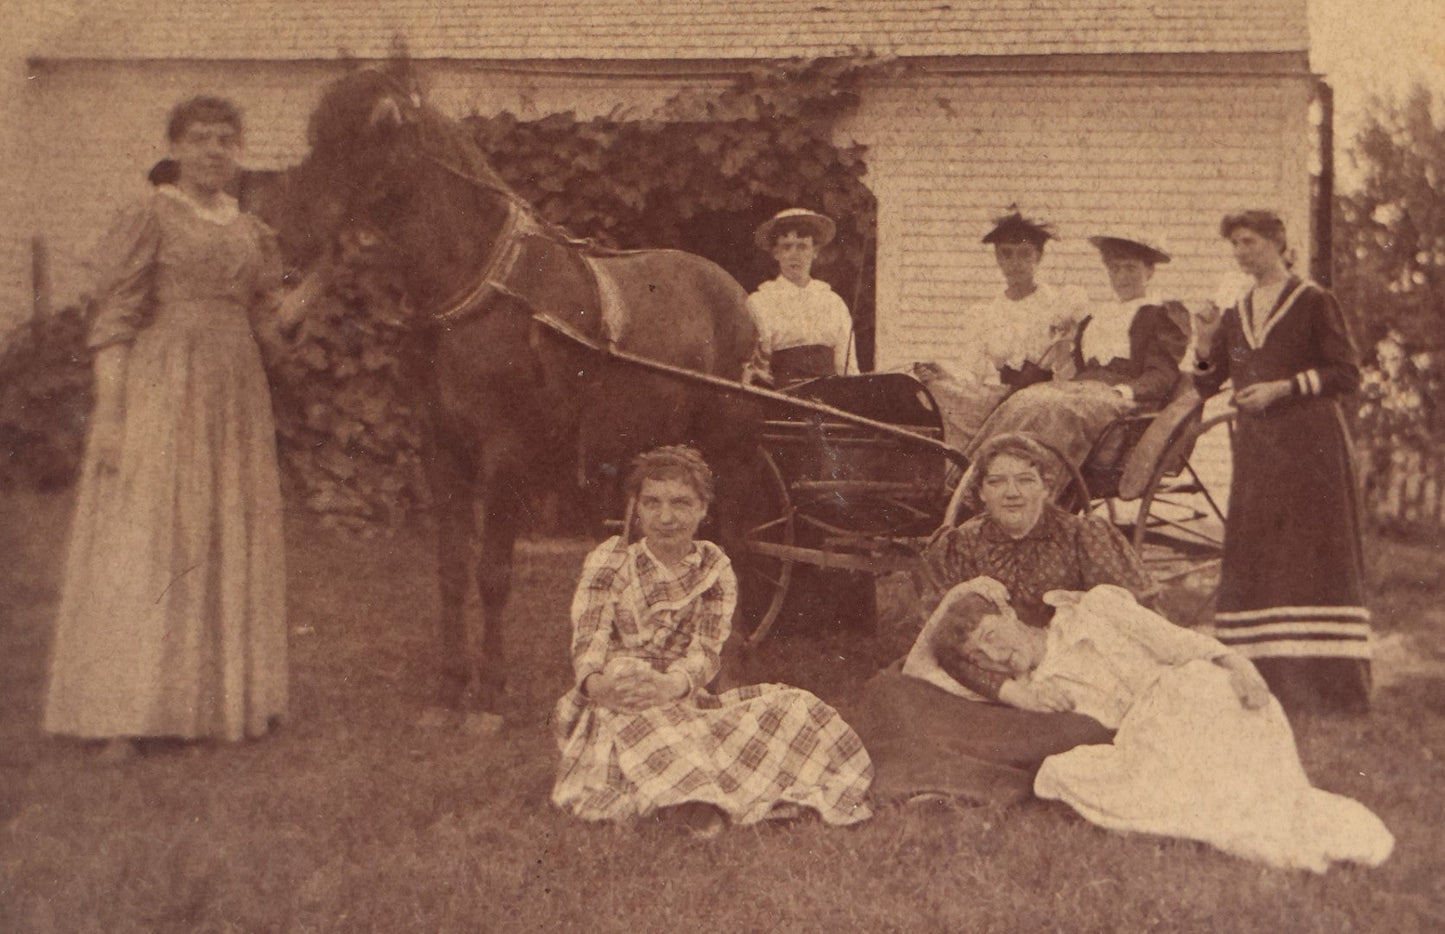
top-left (158, 184), bottom-right (240, 225)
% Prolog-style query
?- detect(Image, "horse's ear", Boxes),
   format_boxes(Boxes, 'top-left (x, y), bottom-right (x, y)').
top-left (368, 96), bottom-right (405, 133)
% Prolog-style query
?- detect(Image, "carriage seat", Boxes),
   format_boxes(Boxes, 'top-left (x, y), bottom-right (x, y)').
top-left (785, 372), bottom-right (944, 431)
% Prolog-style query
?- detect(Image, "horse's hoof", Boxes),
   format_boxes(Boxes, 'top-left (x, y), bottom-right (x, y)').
top-left (462, 712), bottom-right (504, 737)
top-left (416, 707), bottom-right (458, 731)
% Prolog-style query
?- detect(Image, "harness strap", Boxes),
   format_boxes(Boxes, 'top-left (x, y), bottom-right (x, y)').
top-left (431, 198), bottom-right (529, 326)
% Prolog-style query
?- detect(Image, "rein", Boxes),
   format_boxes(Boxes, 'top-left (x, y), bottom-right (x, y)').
top-left (372, 92), bottom-right (555, 329)
top-left (410, 146), bottom-right (541, 328)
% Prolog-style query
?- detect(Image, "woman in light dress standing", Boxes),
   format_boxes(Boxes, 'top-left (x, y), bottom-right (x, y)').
top-left (43, 96), bottom-right (288, 758)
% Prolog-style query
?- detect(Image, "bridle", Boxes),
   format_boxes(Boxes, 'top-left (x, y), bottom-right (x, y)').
top-left (348, 78), bottom-right (556, 330)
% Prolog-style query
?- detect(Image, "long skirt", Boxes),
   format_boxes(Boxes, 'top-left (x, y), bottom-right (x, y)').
top-left (1213, 398), bottom-right (1372, 712)
top-left (43, 303), bottom-right (287, 741)
top-left (1035, 660), bottom-right (1394, 872)
top-left (551, 682), bottom-right (873, 825)
top-left (912, 369), bottom-right (1011, 451)
top-left (848, 667), bottom-right (1114, 807)
top-left (965, 380), bottom-right (1134, 470)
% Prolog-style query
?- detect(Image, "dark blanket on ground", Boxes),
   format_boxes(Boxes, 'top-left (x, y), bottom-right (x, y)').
top-left (849, 665), bottom-right (1115, 807)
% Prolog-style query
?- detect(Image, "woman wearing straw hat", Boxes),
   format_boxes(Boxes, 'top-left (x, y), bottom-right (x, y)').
top-left (963, 231), bottom-right (1190, 470)
top-left (746, 208), bottom-right (855, 386)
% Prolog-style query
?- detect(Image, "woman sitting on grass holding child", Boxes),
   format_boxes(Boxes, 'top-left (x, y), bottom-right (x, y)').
top-left (550, 445), bottom-right (874, 837)
top-left (851, 432), bottom-right (1154, 808)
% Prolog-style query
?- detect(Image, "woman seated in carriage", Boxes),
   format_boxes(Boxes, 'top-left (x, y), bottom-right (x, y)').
top-left (963, 232), bottom-right (1191, 471)
top-left (746, 208), bottom-right (856, 387)
top-left (911, 208), bottom-right (1091, 447)
top-left (550, 445), bottom-right (873, 837)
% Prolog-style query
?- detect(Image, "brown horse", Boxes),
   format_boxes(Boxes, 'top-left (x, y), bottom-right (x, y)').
top-left (287, 68), bottom-right (760, 722)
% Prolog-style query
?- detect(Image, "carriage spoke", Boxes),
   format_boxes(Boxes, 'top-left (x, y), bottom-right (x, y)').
top-left (1147, 557), bottom-right (1222, 584)
top-left (1141, 509), bottom-right (1225, 547)
top-left (752, 568), bottom-right (786, 589)
top-left (748, 515), bottom-right (791, 537)
top-left (1184, 461), bottom-right (1228, 522)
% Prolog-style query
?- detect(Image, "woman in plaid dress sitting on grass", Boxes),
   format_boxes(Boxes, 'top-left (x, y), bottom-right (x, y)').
top-left (551, 446), bottom-right (874, 836)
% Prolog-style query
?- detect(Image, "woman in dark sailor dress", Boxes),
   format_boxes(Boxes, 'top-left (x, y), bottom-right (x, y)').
top-left (1195, 210), bottom-right (1370, 713)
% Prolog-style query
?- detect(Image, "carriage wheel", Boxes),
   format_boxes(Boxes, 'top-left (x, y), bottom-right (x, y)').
top-left (737, 447), bottom-right (796, 649)
top-left (1132, 407), bottom-right (1235, 625)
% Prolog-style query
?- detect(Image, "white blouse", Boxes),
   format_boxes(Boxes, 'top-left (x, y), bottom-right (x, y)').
top-left (957, 283), bottom-right (1090, 384)
top-left (747, 276), bottom-right (855, 375)
top-left (1081, 293), bottom-right (1157, 366)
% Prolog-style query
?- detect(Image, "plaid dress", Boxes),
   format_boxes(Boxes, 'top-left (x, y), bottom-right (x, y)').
top-left (551, 537), bottom-right (873, 825)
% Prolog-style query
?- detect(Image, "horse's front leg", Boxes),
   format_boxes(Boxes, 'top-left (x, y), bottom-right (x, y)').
top-left (471, 460), bottom-right (523, 729)
top-left (427, 436), bottom-right (477, 713)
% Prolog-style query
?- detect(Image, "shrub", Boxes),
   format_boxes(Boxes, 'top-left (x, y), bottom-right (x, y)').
top-left (0, 307), bottom-right (92, 491)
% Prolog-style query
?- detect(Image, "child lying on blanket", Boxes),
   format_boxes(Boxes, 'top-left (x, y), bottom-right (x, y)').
top-left (948, 585), bottom-right (1394, 873)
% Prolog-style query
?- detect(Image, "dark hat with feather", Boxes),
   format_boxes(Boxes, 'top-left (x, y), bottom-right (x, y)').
top-left (982, 205), bottom-right (1056, 248)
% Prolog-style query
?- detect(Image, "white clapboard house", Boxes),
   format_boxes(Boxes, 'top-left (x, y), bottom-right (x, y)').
top-left (13, 0), bottom-right (1327, 373)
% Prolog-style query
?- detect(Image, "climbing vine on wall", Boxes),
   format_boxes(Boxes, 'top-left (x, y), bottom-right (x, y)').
top-left (3, 56), bottom-right (890, 533)
top-left (463, 55), bottom-right (883, 342)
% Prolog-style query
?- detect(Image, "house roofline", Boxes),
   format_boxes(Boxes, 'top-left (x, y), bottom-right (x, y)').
top-left (26, 50), bottom-right (1311, 80)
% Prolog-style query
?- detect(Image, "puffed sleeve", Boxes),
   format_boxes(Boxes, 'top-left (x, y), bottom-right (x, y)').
top-left (663, 555), bottom-right (737, 694)
top-left (86, 198), bottom-right (163, 350)
top-left (1088, 586), bottom-right (1225, 665)
top-left (922, 524), bottom-right (982, 594)
top-left (1192, 306), bottom-right (1236, 399)
top-left (1075, 515), bottom-right (1157, 602)
top-left (568, 537), bottom-right (628, 687)
top-left (252, 215), bottom-right (286, 305)
top-left (1127, 303), bottom-right (1190, 406)
top-left (746, 291), bottom-right (775, 369)
top-left (1290, 287), bottom-right (1361, 400)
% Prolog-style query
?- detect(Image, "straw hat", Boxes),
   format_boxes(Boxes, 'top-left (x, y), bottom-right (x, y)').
top-left (754, 208), bottom-right (837, 251)
top-left (1088, 232), bottom-right (1172, 266)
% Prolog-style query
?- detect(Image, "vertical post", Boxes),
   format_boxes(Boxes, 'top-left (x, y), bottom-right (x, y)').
top-left (1311, 80), bottom-right (1335, 288)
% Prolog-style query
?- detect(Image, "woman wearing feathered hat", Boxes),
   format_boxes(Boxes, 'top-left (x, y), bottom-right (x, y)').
top-left (746, 208), bottom-right (855, 386)
top-left (912, 207), bottom-right (1089, 449)
top-left (966, 206), bottom-right (1090, 386)
top-left (963, 230), bottom-right (1190, 470)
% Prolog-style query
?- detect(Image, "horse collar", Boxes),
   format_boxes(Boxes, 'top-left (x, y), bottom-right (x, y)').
top-left (429, 198), bottom-right (530, 327)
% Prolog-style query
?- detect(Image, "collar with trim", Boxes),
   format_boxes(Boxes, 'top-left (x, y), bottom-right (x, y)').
top-left (158, 184), bottom-right (240, 225)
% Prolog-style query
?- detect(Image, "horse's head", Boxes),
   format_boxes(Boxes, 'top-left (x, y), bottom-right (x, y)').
top-left (294, 68), bottom-right (517, 321)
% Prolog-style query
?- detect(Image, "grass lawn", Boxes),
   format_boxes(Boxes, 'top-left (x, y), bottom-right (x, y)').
top-left (2, 489), bottom-right (1442, 933)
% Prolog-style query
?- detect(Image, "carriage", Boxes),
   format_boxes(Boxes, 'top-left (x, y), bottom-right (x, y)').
top-left (294, 67), bottom-right (1241, 712)
top-left (532, 314), bottom-right (1236, 647)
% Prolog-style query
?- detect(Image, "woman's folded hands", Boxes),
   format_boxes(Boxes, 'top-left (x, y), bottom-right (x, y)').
top-left (584, 659), bottom-right (690, 712)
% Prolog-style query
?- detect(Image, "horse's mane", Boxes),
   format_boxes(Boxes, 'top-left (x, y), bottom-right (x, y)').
top-left (305, 68), bottom-right (519, 204)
